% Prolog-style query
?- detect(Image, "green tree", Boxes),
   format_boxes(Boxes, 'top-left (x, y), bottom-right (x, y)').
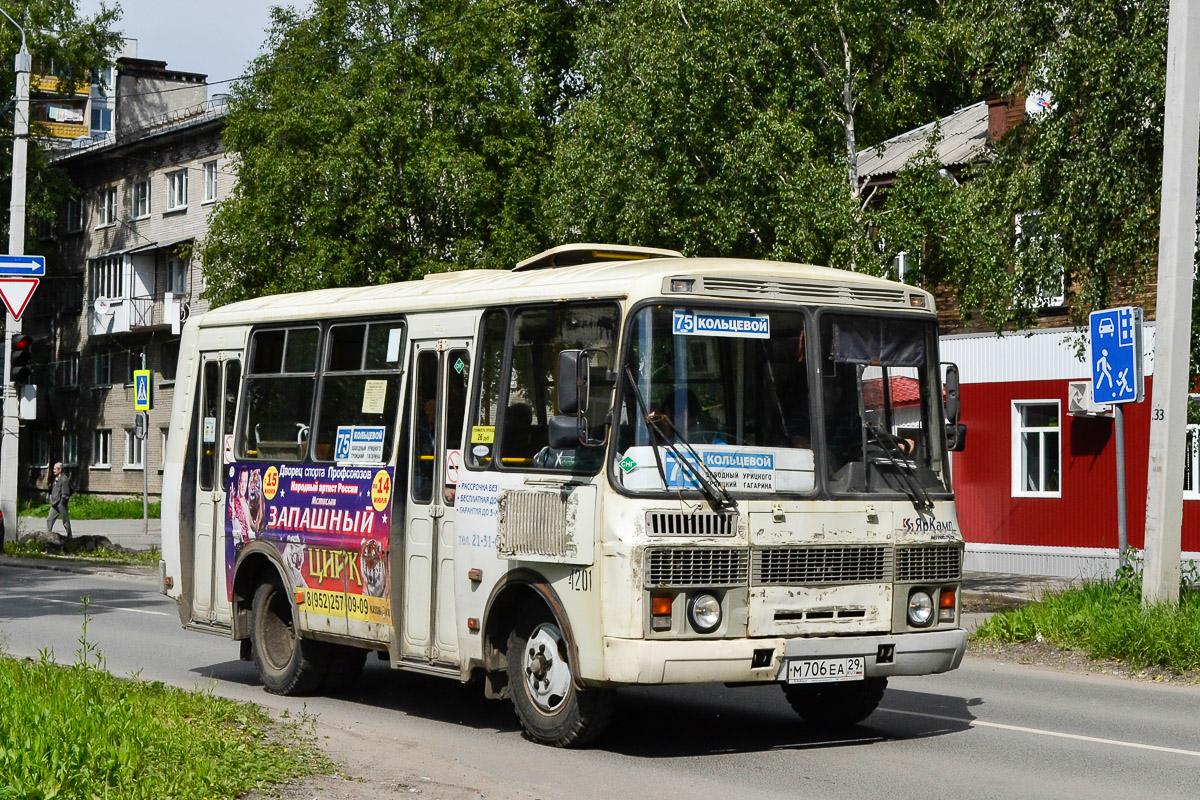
top-left (202, 0), bottom-right (584, 306)
top-left (544, 0), bottom-right (971, 269)
top-left (0, 0), bottom-right (122, 243)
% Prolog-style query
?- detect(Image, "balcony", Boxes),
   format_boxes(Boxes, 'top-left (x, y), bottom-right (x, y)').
top-left (88, 294), bottom-right (165, 336)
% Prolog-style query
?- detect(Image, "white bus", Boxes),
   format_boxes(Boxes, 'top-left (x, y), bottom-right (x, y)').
top-left (160, 243), bottom-right (968, 747)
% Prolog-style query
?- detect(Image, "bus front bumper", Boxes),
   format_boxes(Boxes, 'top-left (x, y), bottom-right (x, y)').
top-left (599, 628), bottom-right (967, 685)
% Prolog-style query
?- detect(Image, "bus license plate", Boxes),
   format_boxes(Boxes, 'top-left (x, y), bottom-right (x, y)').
top-left (786, 656), bottom-right (865, 684)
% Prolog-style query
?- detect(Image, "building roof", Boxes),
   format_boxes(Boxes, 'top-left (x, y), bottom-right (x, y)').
top-left (857, 101), bottom-right (989, 183)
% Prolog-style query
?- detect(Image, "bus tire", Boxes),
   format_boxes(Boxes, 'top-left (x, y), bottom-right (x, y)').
top-left (251, 579), bottom-right (330, 696)
top-left (782, 676), bottom-right (887, 728)
top-left (506, 611), bottom-right (614, 748)
top-left (320, 645), bottom-right (368, 694)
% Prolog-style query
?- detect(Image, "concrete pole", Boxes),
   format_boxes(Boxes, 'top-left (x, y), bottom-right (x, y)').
top-left (0, 16), bottom-right (29, 547)
top-left (1143, 0), bottom-right (1200, 606)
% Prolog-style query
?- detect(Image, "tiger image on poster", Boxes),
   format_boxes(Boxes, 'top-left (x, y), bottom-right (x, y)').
top-left (281, 533), bottom-right (307, 589)
top-left (361, 538), bottom-right (387, 598)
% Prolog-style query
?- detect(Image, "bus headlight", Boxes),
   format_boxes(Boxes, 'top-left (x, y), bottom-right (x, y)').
top-left (907, 590), bottom-right (934, 627)
top-left (688, 593), bottom-right (722, 633)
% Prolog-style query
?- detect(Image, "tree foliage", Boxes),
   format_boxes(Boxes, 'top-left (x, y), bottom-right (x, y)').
top-left (202, 0), bottom-right (585, 305)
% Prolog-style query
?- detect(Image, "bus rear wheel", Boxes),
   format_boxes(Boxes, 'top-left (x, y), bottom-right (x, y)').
top-left (506, 612), bottom-right (614, 747)
top-left (782, 677), bottom-right (887, 728)
top-left (251, 579), bottom-right (330, 696)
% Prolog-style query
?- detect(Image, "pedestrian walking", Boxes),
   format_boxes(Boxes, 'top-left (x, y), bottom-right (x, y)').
top-left (47, 462), bottom-right (73, 540)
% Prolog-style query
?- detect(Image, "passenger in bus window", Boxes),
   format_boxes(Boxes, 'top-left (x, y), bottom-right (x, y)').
top-left (414, 397), bottom-right (437, 500)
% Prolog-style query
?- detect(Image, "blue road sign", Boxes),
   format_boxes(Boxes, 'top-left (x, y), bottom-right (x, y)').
top-left (133, 370), bottom-right (151, 411)
top-left (0, 255), bottom-right (45, 277)
top-left (1089, 306), bottom-right (1143, 404)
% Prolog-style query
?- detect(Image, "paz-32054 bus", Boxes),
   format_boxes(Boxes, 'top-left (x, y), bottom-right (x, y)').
top-left (160, 244), bottom-right (968, 747)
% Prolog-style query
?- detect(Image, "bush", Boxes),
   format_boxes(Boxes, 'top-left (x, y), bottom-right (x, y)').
top-left (20, 494), bottom-right (161, 520)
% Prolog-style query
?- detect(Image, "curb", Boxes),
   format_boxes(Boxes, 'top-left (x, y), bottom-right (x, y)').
top-left (0, 554), bottom-right (158, 579)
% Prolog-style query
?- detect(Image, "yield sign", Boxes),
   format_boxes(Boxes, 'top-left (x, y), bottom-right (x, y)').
top-left (0, 278), bottom-right (39, 320)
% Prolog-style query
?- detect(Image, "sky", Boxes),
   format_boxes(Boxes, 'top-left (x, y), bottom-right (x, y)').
top-left (77, 0), bottom-right (293, 90)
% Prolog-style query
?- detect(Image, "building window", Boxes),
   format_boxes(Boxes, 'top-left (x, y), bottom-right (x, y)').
top-left (167, 169), bottom-right (188, 210)
top-left (160, 428), bottom-right (169, 468)
top-left (132, 178), bottom-right (150, 219)
top-left (32, 430), bottom-right (50, 467)
top-left (125, 428), bottom-right (145, 469)
top-left (59, 352), bottom-right (80, 388)
top-left (167, 255), bottom-right (188, 294)
top-left (97, 186), bottom-right (116, 227)
top-left (94, 350), bottom-right (112, 387)
top-left (92, 429), bottom-right (111, 468)
top-left (36, 217), bottom-right (54, 241)
top-left (127, 352), bottom-right (143, 385)
top-left (61, 432), bottom-right (79, 467)
top-left (161, 342), bottom-right (179, 382)
top-left (67, 197), bottom-right (84, 233)
top-left (88, 255), bottom-right (124, 302)
top-left (203, 161), bottom-right (218, 202)
top-left (1012, 401), bottom-right (1061, 497)
top-left (91, 106), bottom-right (112, 134)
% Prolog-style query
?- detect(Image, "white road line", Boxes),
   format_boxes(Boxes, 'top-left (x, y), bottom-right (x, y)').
top-left (880, 708), bottom-right (1200, 758)
top-left (29, 595), bottom-right (170, 617)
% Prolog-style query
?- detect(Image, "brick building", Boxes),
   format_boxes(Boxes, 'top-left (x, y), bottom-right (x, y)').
top-left (23, 57), bottom-right (229, 499)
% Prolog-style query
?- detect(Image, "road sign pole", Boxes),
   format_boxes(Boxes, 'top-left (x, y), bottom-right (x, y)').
top-left (0, 25), bottom-right (30, 548)
top-left (1115, 405), bottom-right (1128, 566)
top-left (1144, 0), bottom-right (1200, 606)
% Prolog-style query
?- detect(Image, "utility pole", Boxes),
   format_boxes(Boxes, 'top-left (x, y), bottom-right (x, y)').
top-left (0, 8), bottom-right (29, 547)
top-left (1144, 0), bottom-right (1200, 606)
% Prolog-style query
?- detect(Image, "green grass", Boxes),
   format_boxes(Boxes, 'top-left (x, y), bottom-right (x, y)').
top-left (19, 495), bottom-right (161, 520)
top-left (0, 602), bottom-right (329, 799)
top-left (2, 540), bottom-right (161, 567)
top-left (973, 572), bottom-right (1200, 675)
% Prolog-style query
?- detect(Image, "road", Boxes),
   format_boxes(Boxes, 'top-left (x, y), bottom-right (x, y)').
top-left (1, 560), bottom-right (1198, 800)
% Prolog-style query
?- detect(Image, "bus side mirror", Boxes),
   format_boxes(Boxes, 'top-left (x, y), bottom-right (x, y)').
top-left (943, 362), bottom-right (960, 424)
top-left (945, 422), bottom-right (967, 452)
top-left (558, 349), bottom-right (589, 415)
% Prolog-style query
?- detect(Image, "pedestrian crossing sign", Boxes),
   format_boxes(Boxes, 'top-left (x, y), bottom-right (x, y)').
top-left (134, 369), bottom-right (152, 411)
top-left (1088, 307), bottom-right (1143, 405)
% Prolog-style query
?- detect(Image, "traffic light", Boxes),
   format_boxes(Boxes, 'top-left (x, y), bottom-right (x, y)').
top-left (9, 334), bottom-right (32, 384)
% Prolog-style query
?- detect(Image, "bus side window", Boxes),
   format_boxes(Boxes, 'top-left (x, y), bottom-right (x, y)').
top-left (238, 326), bottom-right (319, 461)
top-left (466, 309), bottom-right (507, 470)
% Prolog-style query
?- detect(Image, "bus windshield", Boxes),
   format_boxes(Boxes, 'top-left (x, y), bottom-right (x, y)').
top-left (612, 305), bottom-right (949, 500)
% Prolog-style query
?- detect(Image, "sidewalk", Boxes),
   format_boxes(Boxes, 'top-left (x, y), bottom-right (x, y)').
top-left (15, 515), bottom-right (161, 552)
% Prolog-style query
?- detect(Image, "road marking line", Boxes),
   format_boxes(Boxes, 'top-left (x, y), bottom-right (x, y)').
top-left (880, 708), bottom-right (1200, 758)
top-left (33, 595), bottom-right (170, 617)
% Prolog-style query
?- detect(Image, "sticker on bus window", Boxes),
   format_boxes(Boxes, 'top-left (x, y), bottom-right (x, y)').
top-left (361, 380), bottom-right (388, 414)
top-left (672, 309), bottom-right (770, 339)
top-left (386, 328), bottom-right (403, 362)
top-left (618, 455), bottom-right (637, 473)
top-left (334, 425), bottom-right (386, 462)
top-left (470, 425), bottom-right (495, 444)
top-left (472, 444), bottom-right (490, 457)
top-left (203, 417), bottom-right (217, 443)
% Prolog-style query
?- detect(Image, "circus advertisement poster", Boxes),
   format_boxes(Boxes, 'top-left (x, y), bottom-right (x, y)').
top-left (225, 463), bottom-right (393, 625)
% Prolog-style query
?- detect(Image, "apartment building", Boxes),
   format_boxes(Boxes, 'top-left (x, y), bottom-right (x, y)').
top-left (23, 57), bottom-right (229, 499)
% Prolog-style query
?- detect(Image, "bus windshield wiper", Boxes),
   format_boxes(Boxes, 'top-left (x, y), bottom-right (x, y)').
top-left (864, 421), bottom-right (933, 512)
top-left (624, 367), bottom-right (738, 514)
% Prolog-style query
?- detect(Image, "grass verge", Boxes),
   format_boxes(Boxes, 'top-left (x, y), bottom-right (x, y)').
top-left (2, 540), bottom-right (161, 567)
top-left (0, 602), bottom-right (329, 799)
top-left (19, 494), bottom-right (162, 520)
top-left (973, 574), bottom-right (1200, 676)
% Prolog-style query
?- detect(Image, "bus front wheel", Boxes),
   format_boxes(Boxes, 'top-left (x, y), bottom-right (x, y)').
top-left (250, 579), bottom-right (330, 696)
top-left (782, 677), bottom-right (887, 728)
top-left (506, 612), bottom-right (615, 747)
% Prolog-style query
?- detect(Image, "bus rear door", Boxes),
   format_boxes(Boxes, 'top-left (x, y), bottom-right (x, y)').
top-left (193, 351), bottom-right (242, 626)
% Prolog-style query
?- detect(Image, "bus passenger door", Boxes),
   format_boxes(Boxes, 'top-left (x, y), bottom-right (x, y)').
top-left (193, 352), bottom-right (242, 626)
top-left (401, 339), bottom-right (471, 667)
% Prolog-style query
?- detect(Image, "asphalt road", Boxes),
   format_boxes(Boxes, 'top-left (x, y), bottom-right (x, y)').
top-left (1, 560), bottom-right (1198, 800)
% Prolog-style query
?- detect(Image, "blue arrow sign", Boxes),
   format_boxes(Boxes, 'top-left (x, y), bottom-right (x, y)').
top-left (0, 255), bottom-right (45, 277)
top-left (1089, 306), bottom-right (1143, 404)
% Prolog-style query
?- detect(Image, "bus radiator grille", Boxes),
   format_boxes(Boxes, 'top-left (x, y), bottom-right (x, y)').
top-left (752, 546), bottom-right (890, 586)
top-left (497, 490), bottom-right (575, 558)
top-left (647, 511), bottom-right (737, 536)
top-left (698, 277), bottom-right (907, 306)
top-left (895, 545), bottom-right (963, 582)
top-left (645, 548), bottom-right (748, 588)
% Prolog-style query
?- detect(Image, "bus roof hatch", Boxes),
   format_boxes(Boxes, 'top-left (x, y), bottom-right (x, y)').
top-left (513, 243), bottom-right (684, 272)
